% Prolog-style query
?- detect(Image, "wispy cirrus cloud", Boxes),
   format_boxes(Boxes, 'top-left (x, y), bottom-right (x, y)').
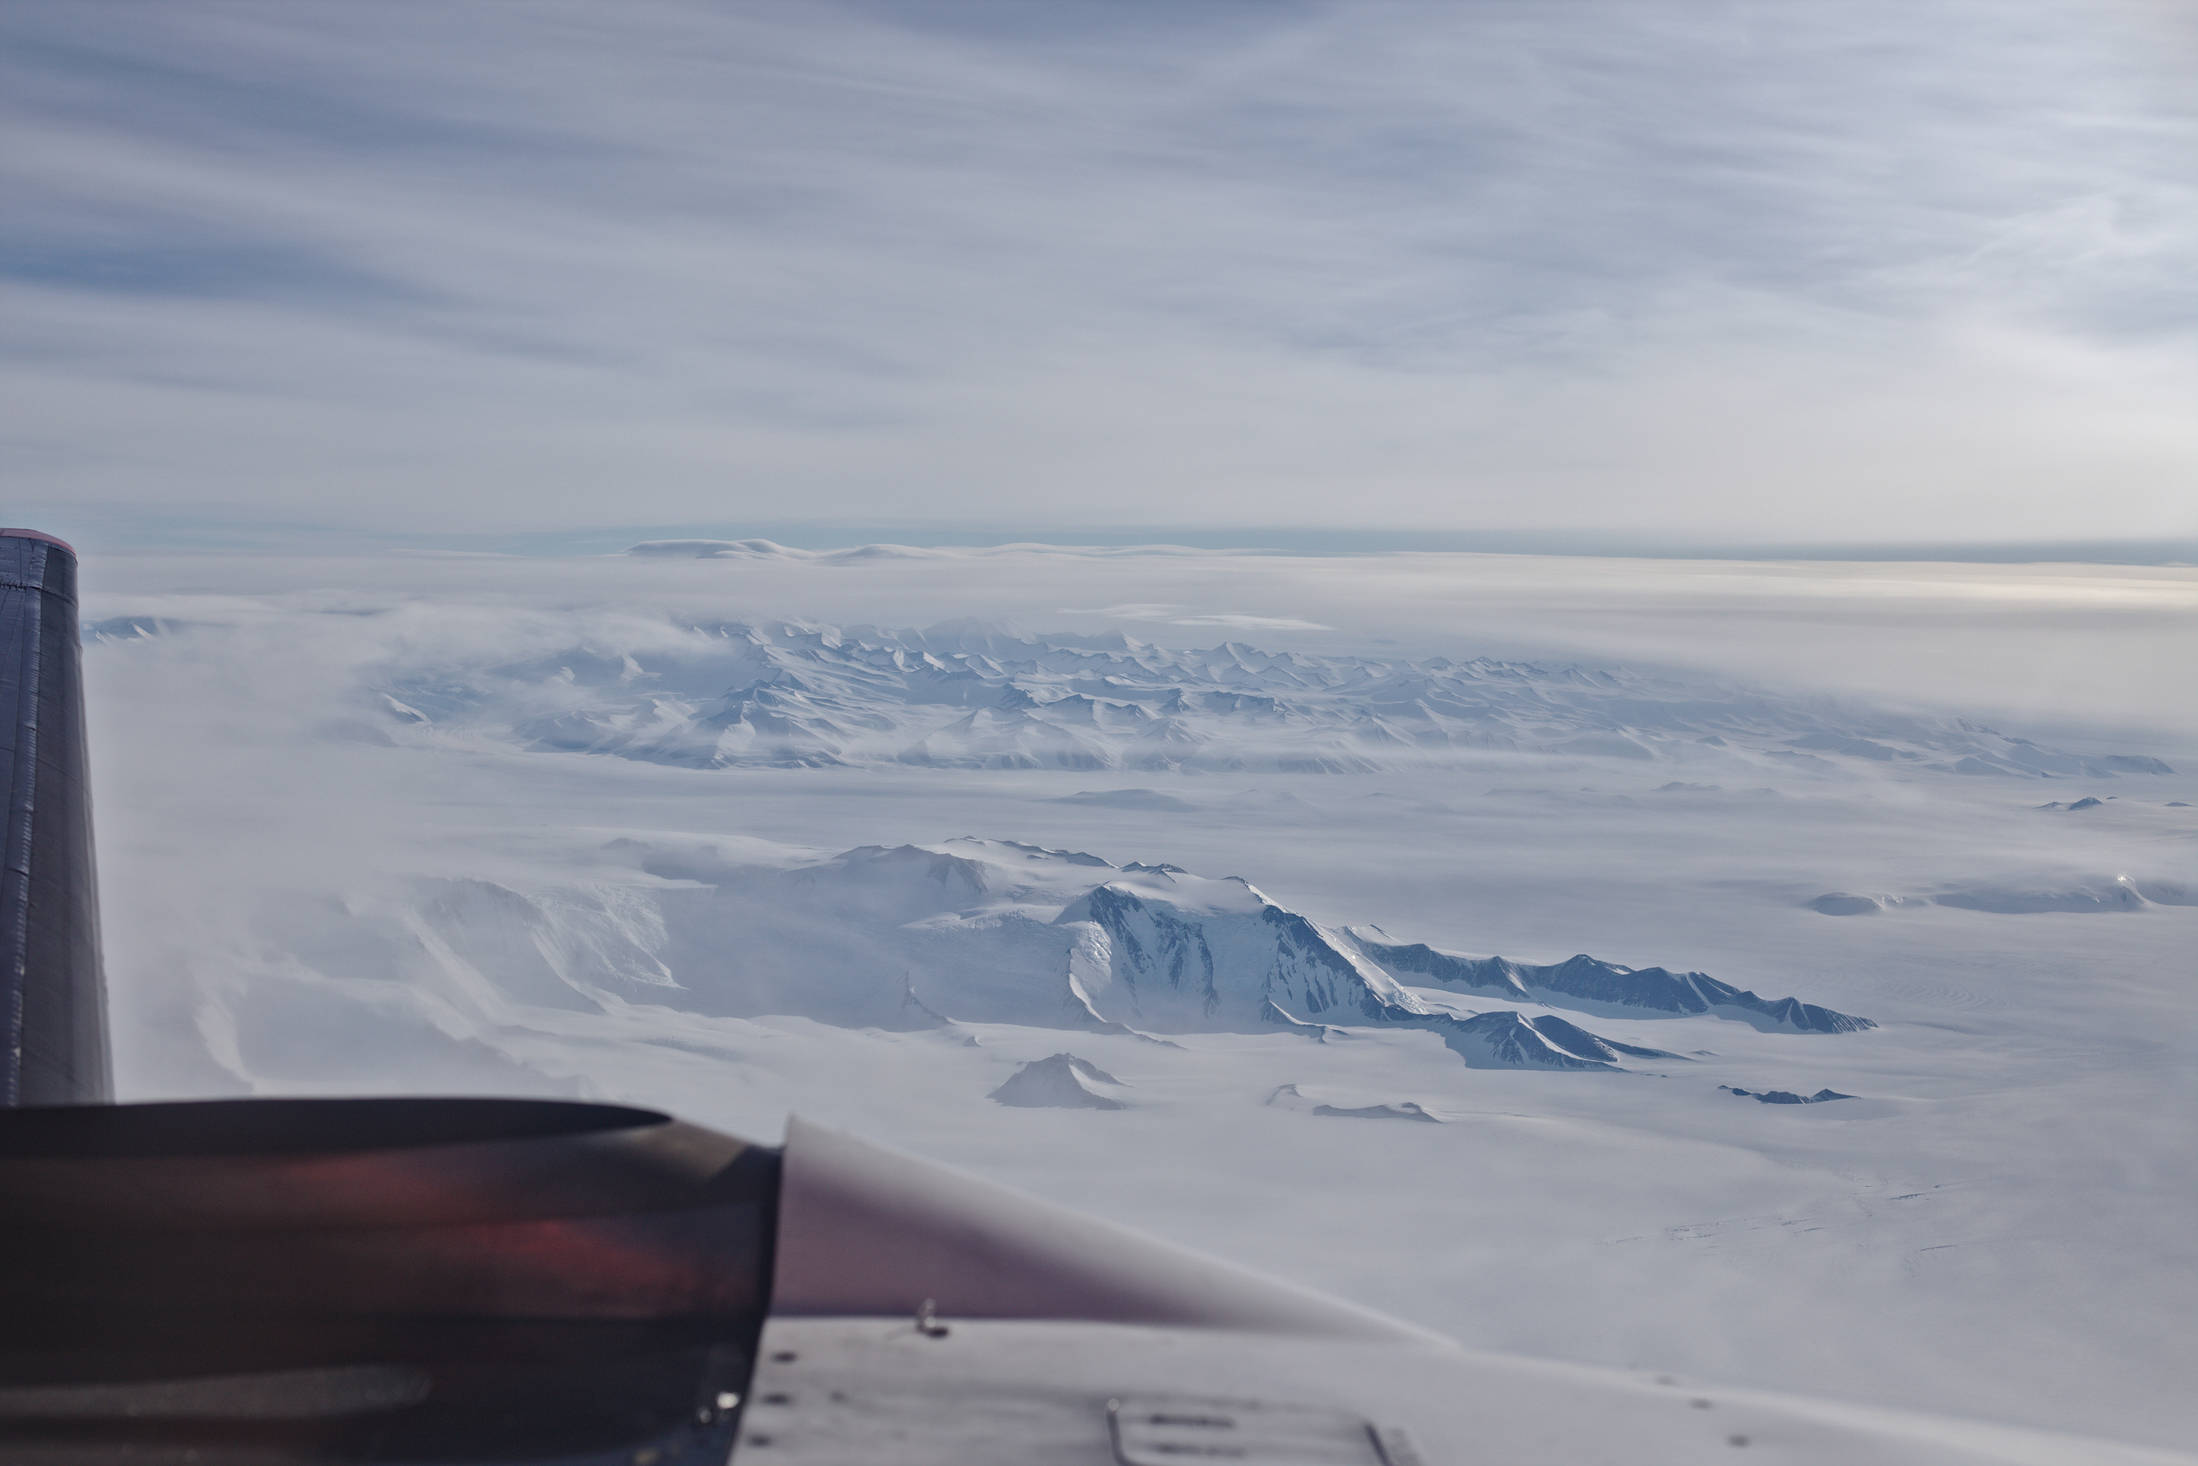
top-left (5, 1), bottom-right (2197, 544)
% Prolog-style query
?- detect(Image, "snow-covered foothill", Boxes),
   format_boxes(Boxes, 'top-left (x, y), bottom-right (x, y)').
top-left (990, 1053), bottom-right (1130, 1109)
top-left (1720, 1086), bottom-right (1854, 1105)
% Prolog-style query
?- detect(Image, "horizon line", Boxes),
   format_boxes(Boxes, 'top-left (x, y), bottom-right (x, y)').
top-left (45, 517), bottom-right (2198, 566)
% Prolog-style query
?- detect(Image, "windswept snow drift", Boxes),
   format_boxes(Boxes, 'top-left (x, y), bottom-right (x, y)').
top-left (1050, 787), bottom-right (1199, 812)
top-left (1813, 877), bottom-right (2198, 915)
top-left (1808, 893), bottom-right (1921, 916)
top-left (1932, 879), bottom-right (2151, 914)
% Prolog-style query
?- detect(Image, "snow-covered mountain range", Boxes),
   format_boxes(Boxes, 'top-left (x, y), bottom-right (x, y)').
top-left (337, 837), bottom-right (1869, 1074)
top-left (342, 618), bottom-right (2169, 778)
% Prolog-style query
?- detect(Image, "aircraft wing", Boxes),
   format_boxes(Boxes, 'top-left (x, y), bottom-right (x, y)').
top-left (2, 1096), bottom-right (2187, 1465)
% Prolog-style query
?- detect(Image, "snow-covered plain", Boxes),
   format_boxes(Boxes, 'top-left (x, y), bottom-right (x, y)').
top-left (78, 546), bottom-right (2198, 1452)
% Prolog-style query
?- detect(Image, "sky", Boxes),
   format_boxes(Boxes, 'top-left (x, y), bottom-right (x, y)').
top-left (6, 0), bottom-right (2198, 548)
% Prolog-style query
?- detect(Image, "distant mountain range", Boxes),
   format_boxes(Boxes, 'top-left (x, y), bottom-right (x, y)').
top-left (342, 618), bottom-right (2170, 778)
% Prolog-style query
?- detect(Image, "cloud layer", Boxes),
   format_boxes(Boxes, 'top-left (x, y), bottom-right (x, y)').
top-left (7, 1), bottom-right (2198, 541)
